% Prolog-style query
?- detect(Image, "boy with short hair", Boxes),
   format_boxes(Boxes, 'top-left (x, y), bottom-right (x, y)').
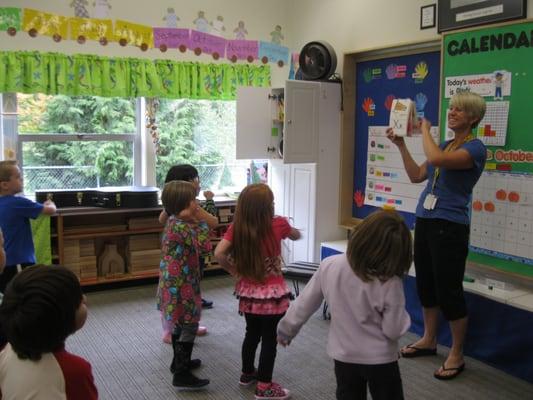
top-left (0, 264), bottom-right (98, 399)
top-left (0, 160), bottom-right (56, 292)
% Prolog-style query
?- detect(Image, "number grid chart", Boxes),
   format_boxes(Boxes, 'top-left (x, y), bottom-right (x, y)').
top-left (476, 101), bottom-right (510, 147)
top-left (470, 171), bottom-right (533, 265)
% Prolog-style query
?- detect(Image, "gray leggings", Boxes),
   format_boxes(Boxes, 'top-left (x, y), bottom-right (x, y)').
top-left (173, 322), bottom-right (199, 343)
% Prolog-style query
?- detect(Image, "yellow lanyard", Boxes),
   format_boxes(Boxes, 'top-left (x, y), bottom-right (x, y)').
top-left (431, 134), bottom-right (474, 193)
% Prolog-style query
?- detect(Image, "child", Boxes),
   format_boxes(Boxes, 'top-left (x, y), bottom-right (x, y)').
top-left (159, 164), bottom-right (218, 342)
top-left (0, 160), bottom-right (56, 293)
top-left (215, 183), bottom-right (300, 400)
top-left (0, 264), bottom-right (97, 399)
top-left (157, 180), bottom-right (211, 388)
top-left (277, 210), bottom-right (412, 400)
top-left (0, 229), bottom-right (5, 272)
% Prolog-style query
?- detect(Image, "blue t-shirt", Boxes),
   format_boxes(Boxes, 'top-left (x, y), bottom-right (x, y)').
top-left (415, 138), bottom-right (487, 225)
top-left (0, 195), bottom-right (43, 266)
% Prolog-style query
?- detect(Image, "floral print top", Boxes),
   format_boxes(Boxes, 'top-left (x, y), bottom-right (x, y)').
top-left (157, 217), bottom-right (212, 325)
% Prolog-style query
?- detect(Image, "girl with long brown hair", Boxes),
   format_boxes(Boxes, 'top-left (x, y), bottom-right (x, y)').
top-left (215, 183), bottom-right (300, 400)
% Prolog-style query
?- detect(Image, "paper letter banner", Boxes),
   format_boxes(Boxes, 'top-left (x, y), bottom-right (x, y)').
top-left (153, 27), bottom-right (190, 49)
top-left (114, 20), bottom-right (154, 48)
top-left (23, 8), bottom-right (68, 39)
top-left (0, 7), bottom-right (21, 31)
top-left (258, 41), bottom-right (289, 63)
top-left (226, 40), bottom-right (259, 61)
top-left (69, 17), bottom-right (113, 41)
top-left (189, 30), bottom-right (227, 57)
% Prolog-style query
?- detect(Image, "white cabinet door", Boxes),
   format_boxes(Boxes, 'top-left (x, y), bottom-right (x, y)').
top-left (236, 87), bottom-right (281, 159)
top-left (283, 81), bottom-right (319, 163)
top-left (268, 160), bottom-right (291, 262)
top-left (287, 163), bottom-right (316, 263)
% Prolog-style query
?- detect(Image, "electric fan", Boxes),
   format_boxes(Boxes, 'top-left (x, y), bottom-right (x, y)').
top-left (298, 41), bottom-right (337, 81)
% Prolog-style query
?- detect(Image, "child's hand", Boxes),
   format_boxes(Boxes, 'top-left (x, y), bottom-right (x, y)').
top-left (203, 190), bottom-right (214, 200)
top-left (277, 336), bottom-right (291, 347)
top-left (178, 206), bottom-right (200, 223)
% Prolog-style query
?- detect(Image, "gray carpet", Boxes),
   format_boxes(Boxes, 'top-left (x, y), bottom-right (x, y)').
top-left (67, 276), bottom-right (533, 400)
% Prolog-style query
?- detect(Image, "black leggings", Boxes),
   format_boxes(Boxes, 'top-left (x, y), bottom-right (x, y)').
top-left (334, 359), bottom-right (404, 400)
top-left (414, 218), bottom-right (470, 321)
top-left (242, 313), bottom-right (284, 383)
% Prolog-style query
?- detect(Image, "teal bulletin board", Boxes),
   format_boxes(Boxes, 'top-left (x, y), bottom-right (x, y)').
top-left (441, 20), bottom-right (533, 277)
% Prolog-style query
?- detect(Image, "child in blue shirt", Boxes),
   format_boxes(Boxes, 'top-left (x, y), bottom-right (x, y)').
top-left (0, 161), bottom-right (56, 292)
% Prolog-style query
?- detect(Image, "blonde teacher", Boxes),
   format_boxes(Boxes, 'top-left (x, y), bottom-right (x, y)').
top-left (387, 91), bottom-right (486, 380)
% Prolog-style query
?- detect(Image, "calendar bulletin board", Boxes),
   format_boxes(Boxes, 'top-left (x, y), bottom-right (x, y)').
top-left (441, 20), bottom-right (533, 277)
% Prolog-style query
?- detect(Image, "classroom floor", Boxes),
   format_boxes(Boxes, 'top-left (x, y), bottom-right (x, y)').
top-left (67, 275), bottom-right (533, 400)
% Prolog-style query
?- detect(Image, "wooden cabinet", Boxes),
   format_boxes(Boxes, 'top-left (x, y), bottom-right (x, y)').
top-left (50, 202), bottom-right (235, 286)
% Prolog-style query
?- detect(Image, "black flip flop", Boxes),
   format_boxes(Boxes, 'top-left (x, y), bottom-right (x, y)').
top-left (434, 363), bottom-right (465, 380)
top-left (400, 344), bottom-right (437, 358)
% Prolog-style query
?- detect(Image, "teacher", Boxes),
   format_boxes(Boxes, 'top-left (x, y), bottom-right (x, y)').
top-left (387, 91), bottom-right (486, 380)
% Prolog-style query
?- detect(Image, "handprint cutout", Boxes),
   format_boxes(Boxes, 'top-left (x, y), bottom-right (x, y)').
top-left (385, 64), bottom-right (397, 79)
top-left (362, 97), bottom-right (375, 116)
top-left (415, 93), bottom-right (428, 112)
top-left (354, 190), bottom-right (365, 207)
top-left (384, 94), bottom-right (395, 111)
top-left (363, 68), bottom-right (372, 83)
top-left (413, 61), bottom-right (428, 80)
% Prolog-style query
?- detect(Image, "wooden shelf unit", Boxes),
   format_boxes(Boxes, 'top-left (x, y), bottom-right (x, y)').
top-left (51, 202), bottom-right (236, 286)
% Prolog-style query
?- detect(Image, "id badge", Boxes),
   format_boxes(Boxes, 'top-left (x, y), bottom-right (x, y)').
top-left (423, 193), bottom-right (438, 210)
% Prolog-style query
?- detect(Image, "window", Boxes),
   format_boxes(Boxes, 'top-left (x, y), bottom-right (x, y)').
top-left (154, 98), bottom-right (266, 194)
top-left (16, 94), bottom-right (140, 195)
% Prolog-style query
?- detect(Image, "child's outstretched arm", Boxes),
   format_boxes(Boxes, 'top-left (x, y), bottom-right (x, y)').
top-left (214, 239), bottom-right (236, 276)
top-left (277, 265), bottom-right (324, 346)
top-left (41, 199), bottom-right (57, 215)
top-left (288, 227), bottom-right (301, 240)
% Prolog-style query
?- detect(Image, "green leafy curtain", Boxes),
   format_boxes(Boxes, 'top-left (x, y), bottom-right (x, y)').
top-left (0, 51), bottom-right (271, 99)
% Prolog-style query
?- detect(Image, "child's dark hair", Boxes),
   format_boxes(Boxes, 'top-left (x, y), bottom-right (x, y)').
top-left (165, 164), bottom-right (199, 184)
top-left (0, 160), bottom-right (17, 182)
top-left (0, 265), bottom-right (83, 361)
top-left (346, 210), bottom-right (412, 282)
top-left (232, 183), bottom-right (276, 282)
top-left (161, 180), bottom-right (197, 216)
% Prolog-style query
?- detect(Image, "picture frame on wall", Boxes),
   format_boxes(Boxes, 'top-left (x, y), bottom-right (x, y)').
top-left (438, 0), bottom-right (527, 33)
top-left (421, 4), bottom-right (437, 29)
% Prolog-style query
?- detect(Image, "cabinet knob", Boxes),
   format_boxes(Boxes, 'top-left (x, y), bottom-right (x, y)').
top-left (287, 119), bottom-right (292, 124)
top-left (267, 146), bottom-right (276, 152)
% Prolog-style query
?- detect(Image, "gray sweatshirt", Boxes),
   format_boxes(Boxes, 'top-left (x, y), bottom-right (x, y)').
top-left (277, 254), bottom-right (410, 364)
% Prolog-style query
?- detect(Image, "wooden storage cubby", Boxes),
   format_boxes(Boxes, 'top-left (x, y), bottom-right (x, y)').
top-left (51, 201), bottom-right (236, 286)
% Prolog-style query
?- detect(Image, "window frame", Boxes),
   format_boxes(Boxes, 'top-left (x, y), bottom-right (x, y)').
top-left (12, 95), bottom-right (144, 190)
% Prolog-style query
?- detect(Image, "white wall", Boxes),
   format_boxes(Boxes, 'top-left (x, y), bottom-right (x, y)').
top-left (0, 0), bottom-right (291, 86)
top-left (287, 0), bottom-right (533, 76)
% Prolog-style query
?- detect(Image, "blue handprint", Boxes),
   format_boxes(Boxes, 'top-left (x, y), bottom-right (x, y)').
top-left (415, 93), bottom-right (428, 112)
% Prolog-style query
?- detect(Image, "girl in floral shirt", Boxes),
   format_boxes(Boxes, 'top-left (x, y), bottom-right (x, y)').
top-left (157, 180), bottom-right (211, 389)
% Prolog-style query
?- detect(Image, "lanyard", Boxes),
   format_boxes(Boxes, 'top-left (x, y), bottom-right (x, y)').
top-left (431, 134), bottom-right (474, 193)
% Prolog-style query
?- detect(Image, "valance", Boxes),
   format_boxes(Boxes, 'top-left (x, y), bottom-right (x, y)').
top-left (0, 51), bottom-right (271, 99)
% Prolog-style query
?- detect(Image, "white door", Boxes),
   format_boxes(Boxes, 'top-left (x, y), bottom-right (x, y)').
top-left (284, 81), bottom-right (319, 163)
top-left (236, 87), bottom-right (280, 159)
top-left (287, 163), bottom-right (316, 263)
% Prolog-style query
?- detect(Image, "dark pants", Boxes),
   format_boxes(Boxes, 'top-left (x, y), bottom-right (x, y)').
top-left (242, 313), bottom-right (284, 383)
top-left (334, 359), bottom-right (404, 400)
top-left (414, 218), bottom-right (470, 321)
top-left (0, 263), bottom-right (33, 293)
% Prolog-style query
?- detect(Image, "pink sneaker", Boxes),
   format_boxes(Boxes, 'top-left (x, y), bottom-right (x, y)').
top-left (196, 325), bottom-right (208, 336)
top-left (162, 332), bottom-right (172, 344)
top-left (255, 381), bottom-right (290, 400)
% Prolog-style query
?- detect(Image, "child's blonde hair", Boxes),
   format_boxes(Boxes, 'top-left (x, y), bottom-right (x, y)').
top-left (450, 91), bottom-right (486, 129)
top-left (232, 183), bottom-right (276, 282)
top-left (161, 180), bottom-right (196, 216)
top-left (346, 210), bottom-right (412, 282)
top-left (0, 160), bottom-right (17, 182)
